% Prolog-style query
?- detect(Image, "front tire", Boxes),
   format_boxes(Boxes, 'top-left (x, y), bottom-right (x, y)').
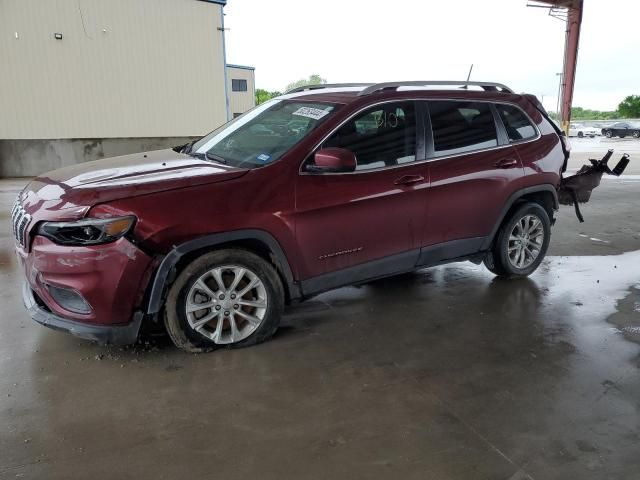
top-left (633, 131), bottom-right (640, 139)
top-left (484, 203), bottom-right (551, 278)
top-left (605, 130), bottom-right (613, 138)
top-left (164, 249), bottom-right (284, 353)
top-left (578, 131), bottom-right (584, 138)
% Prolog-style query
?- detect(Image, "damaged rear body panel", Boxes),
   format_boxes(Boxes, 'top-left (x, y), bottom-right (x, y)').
top-left (559, 150), bottom-right (631, 222)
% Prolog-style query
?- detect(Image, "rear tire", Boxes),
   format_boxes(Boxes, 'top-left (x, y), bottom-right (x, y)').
top-left (633, 131), bottom-right (640, 139)
top-left (164, 249), bottom-right (284, 353)
top-left (484, 203), bottom-right (551, 278)
top-left (577, 131), bottom-right (584, 138)
top-left (605, 130), bottom-right (613, 138)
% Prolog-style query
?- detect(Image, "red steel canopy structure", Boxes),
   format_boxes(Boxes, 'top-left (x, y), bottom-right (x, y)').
top-left (528, 0), bottom-right (584, 134)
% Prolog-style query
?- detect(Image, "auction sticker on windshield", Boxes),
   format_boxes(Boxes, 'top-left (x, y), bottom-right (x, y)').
top-left (292, 107), bottom-right (331, 120)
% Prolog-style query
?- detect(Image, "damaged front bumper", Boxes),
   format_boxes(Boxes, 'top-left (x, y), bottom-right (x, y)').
top-left (558, 150), bottom-right (630, 222)
top-left (22, 283), bottom-right (143, 345)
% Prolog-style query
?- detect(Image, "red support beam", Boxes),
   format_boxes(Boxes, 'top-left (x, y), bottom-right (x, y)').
top-left (559, 0), bottom-right (584, 134)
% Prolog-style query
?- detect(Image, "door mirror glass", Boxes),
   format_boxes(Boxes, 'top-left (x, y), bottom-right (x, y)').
top-left (306, 148), bottom-right (357, 173)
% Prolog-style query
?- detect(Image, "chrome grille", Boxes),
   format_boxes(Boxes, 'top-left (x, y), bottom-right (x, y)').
top-left (11, 199), bottom-right (32, 249)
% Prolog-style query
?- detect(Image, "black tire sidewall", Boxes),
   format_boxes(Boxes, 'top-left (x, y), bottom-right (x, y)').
top-left (494, 203), bottom-right (551, 277)
top-left (164, 250), bottom-right (284, 352)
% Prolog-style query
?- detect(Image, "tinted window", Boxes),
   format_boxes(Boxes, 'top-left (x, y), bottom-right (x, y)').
top-left (496, 104), bottom-right (537, 142)
top-left (429, 101), bottom-right (498, 156)
top-left (323, 102), bottom-right (416, 171)
top-left (232, 79), bottom-right (248, 92)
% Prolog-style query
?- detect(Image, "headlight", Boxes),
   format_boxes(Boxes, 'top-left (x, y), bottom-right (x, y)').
top-left (37, 216), bottom-right (136, 246)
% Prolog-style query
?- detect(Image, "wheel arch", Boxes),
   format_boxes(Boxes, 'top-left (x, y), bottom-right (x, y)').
top-left (481, 185), bottom-right (558, 251)
top-left (145, 230), bottom-right (300, 314)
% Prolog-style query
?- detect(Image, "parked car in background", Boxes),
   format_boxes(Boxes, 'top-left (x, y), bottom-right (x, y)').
top-left (14, 81), bottom-right (572, 353)
top-left (568, 123), bottom-right (599, 138)
top-left (601, 122), bottom-right (640, 139)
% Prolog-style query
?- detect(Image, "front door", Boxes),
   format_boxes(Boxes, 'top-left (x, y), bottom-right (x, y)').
top-left (295, 101), bottom-right (429, 287)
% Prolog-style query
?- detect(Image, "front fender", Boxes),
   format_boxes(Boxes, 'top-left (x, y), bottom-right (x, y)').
top-left (145, 229), bottom-right (300, 314)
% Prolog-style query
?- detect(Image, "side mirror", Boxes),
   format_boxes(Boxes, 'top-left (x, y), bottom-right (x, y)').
top-left (306, 148), bottom-right (356, 173)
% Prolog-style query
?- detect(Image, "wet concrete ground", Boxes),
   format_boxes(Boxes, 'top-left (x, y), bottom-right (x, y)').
top-left (1, 151), bottom-right (639, 479)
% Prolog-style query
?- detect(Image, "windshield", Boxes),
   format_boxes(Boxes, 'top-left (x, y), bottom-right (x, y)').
top-left (191, 99), bottom-right (340, 168)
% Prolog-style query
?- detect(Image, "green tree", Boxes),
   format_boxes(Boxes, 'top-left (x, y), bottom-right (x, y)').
top-left (570, 107), bottom-right (619, 120)
top-left (285, 74), bottom-right (327, 93)
top-left (617, 95), bottom-right (640, 118)
top-left (255, 88), bottom-right (282, 105)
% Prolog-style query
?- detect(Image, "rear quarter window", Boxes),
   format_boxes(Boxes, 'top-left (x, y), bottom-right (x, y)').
top-left (496, 104), bottom-right (537, 142)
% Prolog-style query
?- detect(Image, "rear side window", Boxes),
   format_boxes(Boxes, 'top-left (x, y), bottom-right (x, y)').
top-left (429, 101), bottom-right (498, 156)
top-left (496, 104), bottom-right (537, 142)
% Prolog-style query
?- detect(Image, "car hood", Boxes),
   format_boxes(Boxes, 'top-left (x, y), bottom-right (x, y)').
top-left (19, 149), bottom-right (249, 221)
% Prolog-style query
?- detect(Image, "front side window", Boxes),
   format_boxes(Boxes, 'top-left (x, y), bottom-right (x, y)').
top-left (232, 79), bottom-right (248, 92)
top-left (322, 102), bottom-right (416, 171)
top-left (193, 100), bottom-right (339, 168)
top-left (497, 104), bottom-right (537, 142)
top-left (429, 101), bottom-right (498, 156)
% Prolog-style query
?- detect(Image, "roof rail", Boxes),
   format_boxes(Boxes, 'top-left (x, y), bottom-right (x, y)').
top-left (286, 83), bottom-right (374, 94)
top-left (358, 81), bottom-right (514, 96)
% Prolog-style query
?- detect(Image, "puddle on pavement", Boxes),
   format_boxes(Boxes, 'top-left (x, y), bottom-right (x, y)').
top-left (607, 287), bottom-right (640, 344)
top-left (302, 250), bottom-right (640, 352)
top-left (529, 250), bottom-right (640, 348)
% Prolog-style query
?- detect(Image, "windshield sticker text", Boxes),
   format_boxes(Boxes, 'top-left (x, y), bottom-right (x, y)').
top-left (256, 153), bottom-right (272, 162)
top-left (292, 107), bottom-right (331, 121)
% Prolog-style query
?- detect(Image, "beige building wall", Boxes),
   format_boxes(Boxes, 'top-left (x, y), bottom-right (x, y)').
top-left (0, 0), bottom-right (228, 140)
top-left (226, 65), bottom-right (255, 117)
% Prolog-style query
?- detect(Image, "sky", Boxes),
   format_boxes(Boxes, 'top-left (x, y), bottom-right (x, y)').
top-left (223, 0), bottom-right (639, 112)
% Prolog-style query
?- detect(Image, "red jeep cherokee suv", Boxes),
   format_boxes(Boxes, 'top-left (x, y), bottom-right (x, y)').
top-left (13, 81), bottom-right (569, 352)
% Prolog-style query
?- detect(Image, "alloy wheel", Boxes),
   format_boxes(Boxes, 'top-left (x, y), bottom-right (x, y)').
top-left (507, 214), bottom-right (545, 269)
top-left (185, 265), bottom-right (268, 344)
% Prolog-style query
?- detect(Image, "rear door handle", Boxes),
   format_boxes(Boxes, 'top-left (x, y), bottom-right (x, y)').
top-left (495, 158), bottom-right (519, 169)
top-left (394, 174), bottom-right (425, 186)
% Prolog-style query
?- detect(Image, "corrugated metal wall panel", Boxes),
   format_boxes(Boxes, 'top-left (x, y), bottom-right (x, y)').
top-left (227, 66), bottom-right (255, 116)
top-left (0, 0), bottom-right (228, 139)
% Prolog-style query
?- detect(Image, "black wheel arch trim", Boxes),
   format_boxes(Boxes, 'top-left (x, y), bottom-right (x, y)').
top-left (480, 185), bottom-right (558, 251)
top-left (146, 229), bottom-right (300, 314)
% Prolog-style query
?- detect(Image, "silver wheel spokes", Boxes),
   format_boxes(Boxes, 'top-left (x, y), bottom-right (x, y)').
top-left (507, 214), bottom-right (544, 269)
top-left (185, 265), bottom-right (268, 344)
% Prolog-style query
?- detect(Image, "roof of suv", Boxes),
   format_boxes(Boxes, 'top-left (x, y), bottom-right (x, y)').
top-left (279, 81), bottom-right (520, 106)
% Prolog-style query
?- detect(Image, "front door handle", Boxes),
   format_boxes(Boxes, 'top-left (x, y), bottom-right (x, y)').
top-left (394, 174), bottom-right (424, 186)
top-left (495, 158), bottom-right (519, 169)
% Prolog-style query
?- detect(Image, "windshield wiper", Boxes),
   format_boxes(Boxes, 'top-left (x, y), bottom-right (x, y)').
top-left (185, 151), bottom-right (227, 165)
top-left (173, 139), bottom-right (198, 154)
top-left (205, 152), bottom-right (227, 164)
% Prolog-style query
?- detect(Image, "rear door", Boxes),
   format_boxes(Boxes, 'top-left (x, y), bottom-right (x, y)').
top-left (423, 100), bottom-right (525, 251)
top-left (295, 101), bottom-right (429, 284)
